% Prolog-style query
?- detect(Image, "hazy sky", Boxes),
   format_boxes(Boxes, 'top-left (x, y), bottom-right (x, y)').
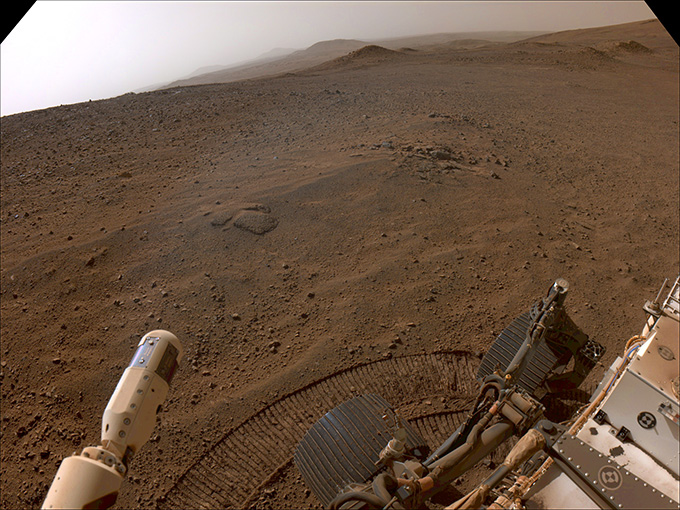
top-left (1, 1), bottom-right (658, 117)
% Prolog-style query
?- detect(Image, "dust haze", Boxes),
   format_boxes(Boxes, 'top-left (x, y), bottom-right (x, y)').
top-left (1, 18), bottom-right (678, 510)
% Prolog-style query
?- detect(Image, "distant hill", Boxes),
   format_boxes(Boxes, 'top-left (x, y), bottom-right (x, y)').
top-left (307, 44), bottom-right (411, 73)
top-left (158, 39), bottom-right (368, 89)
top-left (522, 18), bottom-right (674, 52)
top-left (156, 31), bottom-right (545, 90)
top-left (152, 20), bottom-right (673, 91)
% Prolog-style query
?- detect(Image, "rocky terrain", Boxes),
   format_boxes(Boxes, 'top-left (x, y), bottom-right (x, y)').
top-left (1, 18), bottom-right (678, 510)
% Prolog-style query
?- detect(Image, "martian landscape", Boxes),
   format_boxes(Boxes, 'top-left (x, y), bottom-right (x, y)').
top-left (1, 18), bottom-right (678, 510)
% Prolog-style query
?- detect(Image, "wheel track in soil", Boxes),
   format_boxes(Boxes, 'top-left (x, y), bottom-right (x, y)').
top-left (157, 351), bottom-right (483, 510)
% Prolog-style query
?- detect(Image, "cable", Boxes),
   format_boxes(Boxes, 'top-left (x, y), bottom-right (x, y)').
top-left (328, 491), bottom-right (388, 510)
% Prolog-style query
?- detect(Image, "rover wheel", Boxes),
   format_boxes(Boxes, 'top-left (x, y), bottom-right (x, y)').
top-left (294, 393), bottom-right (429, 507)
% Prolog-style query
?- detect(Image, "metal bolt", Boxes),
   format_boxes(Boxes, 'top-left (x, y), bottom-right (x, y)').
top-left (542, 422), bottom-right (555, 433)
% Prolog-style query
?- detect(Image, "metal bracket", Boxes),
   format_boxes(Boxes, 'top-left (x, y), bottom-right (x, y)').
top-left (593, 409), bottom-right (608, 425)
top-left (659, 402), bottom-right (680, 427)
top-left (615, 426), bottom-right (630, 442)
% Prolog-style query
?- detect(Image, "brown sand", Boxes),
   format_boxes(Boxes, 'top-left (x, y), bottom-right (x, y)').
top-left (1, 18), bottom-right (678, 509)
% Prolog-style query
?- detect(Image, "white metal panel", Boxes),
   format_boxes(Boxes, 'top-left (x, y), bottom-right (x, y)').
top-left (523, 463), bottom-right (600, 510)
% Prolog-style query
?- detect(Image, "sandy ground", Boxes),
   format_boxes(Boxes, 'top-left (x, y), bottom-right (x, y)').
top-left (1, 19), bottom-right (678, 510)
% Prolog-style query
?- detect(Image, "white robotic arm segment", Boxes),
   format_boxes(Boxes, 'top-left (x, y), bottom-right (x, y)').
top-left (102, 330), bottom-right (183, 458)
top-left (42, 449), bottom-right (123, 510)
top-left (42, 330), bottom-right (183, 510)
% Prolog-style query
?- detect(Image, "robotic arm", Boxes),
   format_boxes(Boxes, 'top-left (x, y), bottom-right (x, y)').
top-left (42, 330), bottom-right (183, 510)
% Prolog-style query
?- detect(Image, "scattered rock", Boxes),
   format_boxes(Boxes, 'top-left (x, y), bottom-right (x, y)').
top-left (0, 19), bottom-right (676, 510)
top-left (209, 211), bottom-right (233, 227)
top-left (233, 210), bottom-right (278, 235)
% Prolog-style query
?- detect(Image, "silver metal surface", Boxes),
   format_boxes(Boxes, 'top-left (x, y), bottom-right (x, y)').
top-left (552, 433), bottom-right (678, 509)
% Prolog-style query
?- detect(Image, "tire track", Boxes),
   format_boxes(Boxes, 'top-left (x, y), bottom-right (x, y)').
top-left (158, 351), bottom-right (480, 510)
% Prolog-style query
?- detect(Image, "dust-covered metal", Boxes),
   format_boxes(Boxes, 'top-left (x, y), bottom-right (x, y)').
top-left (292, 277), bottom-right (680, 510)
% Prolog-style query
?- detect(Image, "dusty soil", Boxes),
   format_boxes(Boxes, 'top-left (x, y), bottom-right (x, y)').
top-left (1, 18), bottom-right (678, 510)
